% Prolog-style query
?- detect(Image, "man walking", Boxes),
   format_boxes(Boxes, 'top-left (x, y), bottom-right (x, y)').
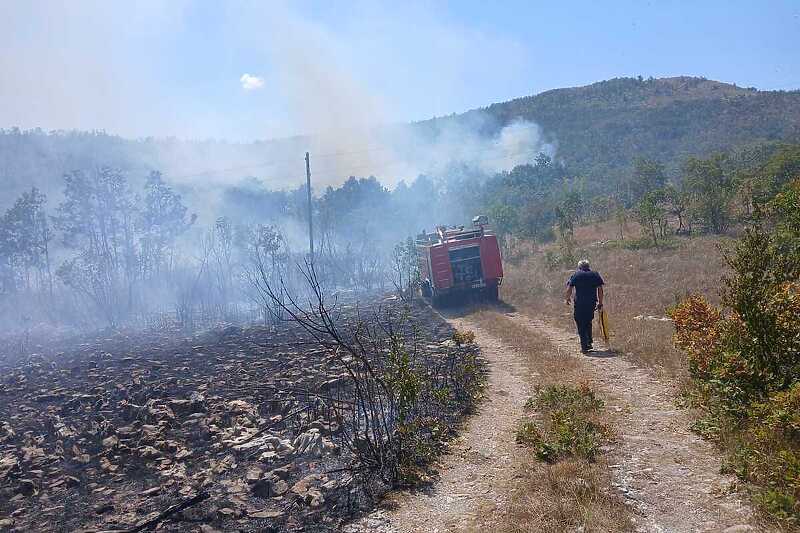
top-left (565, 259), bottom-right (604, 354)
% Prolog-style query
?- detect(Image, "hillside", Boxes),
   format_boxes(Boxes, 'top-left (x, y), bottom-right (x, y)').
top-left (1, 76), bottom-right (799, 209)
top-left (432, 76), bottom-right (800, 179)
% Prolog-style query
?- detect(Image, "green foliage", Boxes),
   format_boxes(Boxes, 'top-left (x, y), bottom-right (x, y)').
top-left (391, 237), bottom-right (420, 296)
top-left (670, 179), bottom-right (800, 523)
top-left (684, 154), bottom-right (736, 233)
top-left (635, 190), bottom-right (669, 247)
top-left (0, 187), bottom-right (50, 294)
top-left (531, 383), bottom-right (605, 412)
top-left (386, 337), bottom-right (424, 423)
top-left (516, 383), bottom-right (608, 463)
top-left (395, 417), bottom-right (444, 485)
top-left (382, 327), bottom-right (485, 486)
top-left (630, 158), bottom-right (667, 202)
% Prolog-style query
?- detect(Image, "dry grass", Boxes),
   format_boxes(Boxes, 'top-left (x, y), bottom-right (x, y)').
top-left (473, 311), bottom-right (634, 533)
top-left (501, 229), bottom-right (731, 380)
top-left (498, 459), bottom-right (632, 533)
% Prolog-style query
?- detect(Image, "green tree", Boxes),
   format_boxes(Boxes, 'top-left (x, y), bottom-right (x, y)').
top-left (635, 190), bottom-right (668, 247)
top-left (684, 154), bottom-right (735, 233)
top-left (630, 158), bottom-right (667, 203)
top-left (662, 184), bottom-right (689, 234)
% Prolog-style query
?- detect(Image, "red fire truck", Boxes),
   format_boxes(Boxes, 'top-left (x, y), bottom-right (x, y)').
top-left (417, 215), bottom-right (504, 306)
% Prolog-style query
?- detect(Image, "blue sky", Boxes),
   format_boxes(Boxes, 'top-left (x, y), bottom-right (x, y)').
top-left (1, 0), bottom-right (798, 141)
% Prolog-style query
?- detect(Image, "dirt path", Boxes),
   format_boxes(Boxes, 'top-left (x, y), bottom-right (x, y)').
top-left (345, 314), bottom-right (532, 532)
top-left (504, 312), bottom-right (757, 532)
top-left (346, 310), bottom-right (759, 533)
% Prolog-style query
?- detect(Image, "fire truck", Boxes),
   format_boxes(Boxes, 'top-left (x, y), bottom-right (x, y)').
top-left (416, 215), bottom-right (504, 306)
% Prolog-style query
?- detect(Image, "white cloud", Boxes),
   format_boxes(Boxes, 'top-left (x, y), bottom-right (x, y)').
top-left (239, 73), bottom-right (264, 91)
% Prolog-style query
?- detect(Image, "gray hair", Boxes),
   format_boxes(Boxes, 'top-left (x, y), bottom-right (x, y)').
top-left (577, 259), bottom-right (591, 271)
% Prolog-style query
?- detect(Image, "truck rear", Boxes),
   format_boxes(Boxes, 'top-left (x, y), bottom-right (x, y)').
top-left (416, 216), bottom-right (504, 306)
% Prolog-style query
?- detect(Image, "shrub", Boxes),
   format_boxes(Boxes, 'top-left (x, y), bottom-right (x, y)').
top-left (516, 383), bottom-right (608, 463)
top-left (451, 328), bottom-right (476, 347)
top-left (669, 180), bottom-right (800, 523)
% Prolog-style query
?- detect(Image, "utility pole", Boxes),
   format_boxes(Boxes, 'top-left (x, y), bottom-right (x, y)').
top-left (305, 151), bottom-right (314, 256)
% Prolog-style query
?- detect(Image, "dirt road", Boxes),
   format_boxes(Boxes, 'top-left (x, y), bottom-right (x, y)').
top-left (346, 308), bottom-right (759, 533)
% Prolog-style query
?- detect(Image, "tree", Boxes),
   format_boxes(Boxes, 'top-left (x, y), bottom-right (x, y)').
top-left (0, 188), bottom-right (51, 294)
top-left (243, 224), bottom-right (289, 324)
top-left (662, 184), bottom-right (689, 234)
top-left (630, 158), bottom-right (667, 203)
top-left (138, 171), bottom-right (195, 278)
top-left (636, 190), bottom-right (668, 247)
top-left (684, 154), bottom-right (735, 233)
top-left (52, 168), bottom-right (137, 324)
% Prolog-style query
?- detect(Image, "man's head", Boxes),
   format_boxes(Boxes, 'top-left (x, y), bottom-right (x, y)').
top-left (577, 259), bottom-right (591, 271)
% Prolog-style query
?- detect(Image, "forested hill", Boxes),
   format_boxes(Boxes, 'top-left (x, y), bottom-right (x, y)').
top-left (1, 76), bottom-right (799, 207)
top-left (426, 76), bottom-right (800, 179)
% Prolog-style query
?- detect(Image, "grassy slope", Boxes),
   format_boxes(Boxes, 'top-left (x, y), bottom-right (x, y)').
top-left (500, 220), bottom-right (730, 380)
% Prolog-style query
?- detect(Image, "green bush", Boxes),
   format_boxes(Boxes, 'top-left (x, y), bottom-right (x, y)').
top-left (516, 383), bottom-right (608, 462)
top-left (669, 179), bottom-right (800, 523)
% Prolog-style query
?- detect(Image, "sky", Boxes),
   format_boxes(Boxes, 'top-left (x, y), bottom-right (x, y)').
top-left (1, 0), bottom-right (798, 142)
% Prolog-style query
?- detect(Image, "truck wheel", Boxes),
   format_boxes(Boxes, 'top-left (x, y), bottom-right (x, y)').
top-left (431, 289), bottom-right (443, 308)
top-left (484, 284), bottom-right (499, 302)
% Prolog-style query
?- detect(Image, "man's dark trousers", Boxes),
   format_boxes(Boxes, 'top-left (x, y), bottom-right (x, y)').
top-left (574, 305), bottom-right (594, 351)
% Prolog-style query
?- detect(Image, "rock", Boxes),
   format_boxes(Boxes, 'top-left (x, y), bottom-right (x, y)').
top-left (271, 479), bottom-right (289, 496)
top-left (0, 454), bottom-right (19, 480)
top-left (292, 429), bottom-right (336, 457)
top-left (116, 425), bottom-right (137, 438)
top-left (99, 457), bottom-right (118, 473)
top-left (245, 466), bottom-right (263, 484)
top-left (71, 445), bottom-right (90, 464)
top-left (94, 502), bottom-right (114, 514)
top-left (268, 465), bottom-right (293, 480)
top-left (211, 455), bottom-right (236, 474)
top-left (102, 435), bottom-right (119, 448)
top-left (291, 474), bottom-right (324, 507)
top-left (138, 446), bottom-right (160, 459)
top-left (217, 507), bottom-right (238, 518)
top-left (0, 518), bottom-right (14, 528)
top-left (258, 451), bottom-right (277, 463)
top-left (0, 423), bottom-right (14, 443)
top-left (249, 509), bottom-right (283, 519)
top-left (226, 400), bottom-right (255, 416)
top-left (140, 486), bottom-right (161, 497)
top-left (722, 527), bottom-right (755, 533)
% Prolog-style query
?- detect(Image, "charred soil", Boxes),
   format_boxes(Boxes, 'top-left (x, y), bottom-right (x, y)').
top-left (0, 296), bottom-right (483, 532)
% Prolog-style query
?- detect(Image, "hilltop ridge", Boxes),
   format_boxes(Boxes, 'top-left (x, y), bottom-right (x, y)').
top-left (426, 76), bottom-right (800, 178)
top-left (1, 76), bottom-right (799, 205)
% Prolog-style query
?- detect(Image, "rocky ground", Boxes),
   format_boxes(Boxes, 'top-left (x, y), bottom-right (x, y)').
top-left (0, 296), bottom-right (475, 532)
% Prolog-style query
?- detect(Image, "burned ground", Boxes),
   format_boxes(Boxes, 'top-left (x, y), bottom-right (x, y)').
top-left (0, 296), bottom-right (482, 532)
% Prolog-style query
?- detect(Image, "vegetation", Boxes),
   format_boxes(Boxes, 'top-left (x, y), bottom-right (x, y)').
top-left (476, 311), bottom-right (633, 532)
top-left (257, 270), bottom-right (486, 486)
top-left (517, 384), bottom-right (608, 462)
top-left (470, 76), bottom-right (800, 181)
top-left (669, 179), bottom-right (800, 523)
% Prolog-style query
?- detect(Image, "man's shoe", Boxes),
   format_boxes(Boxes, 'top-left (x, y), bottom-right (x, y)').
top-left (581, 348), bottom-right (590, 354)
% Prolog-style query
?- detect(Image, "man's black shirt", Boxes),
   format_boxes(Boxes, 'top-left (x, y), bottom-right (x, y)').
top-left (567, 269), bottom-right (604, 309)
